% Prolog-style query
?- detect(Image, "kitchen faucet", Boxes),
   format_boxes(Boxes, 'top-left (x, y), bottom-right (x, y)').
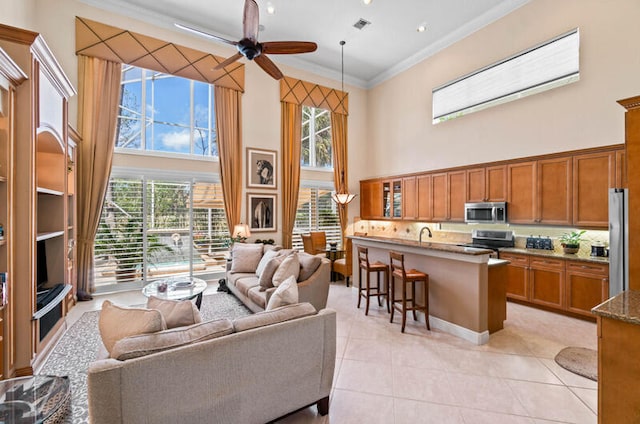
top-left (419, 226), bottom-right (432, 243)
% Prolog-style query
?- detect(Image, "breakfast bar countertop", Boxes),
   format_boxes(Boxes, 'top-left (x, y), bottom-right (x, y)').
top-left (592, 290), bottom-right (640, 325)
top-left (350, 235), bottom-right (493, 256)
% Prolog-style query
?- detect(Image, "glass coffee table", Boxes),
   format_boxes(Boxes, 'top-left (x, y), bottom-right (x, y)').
top-left (0, 375), bottom-right (71, 423)
top-left (142, 277), bottom-right (208, 309)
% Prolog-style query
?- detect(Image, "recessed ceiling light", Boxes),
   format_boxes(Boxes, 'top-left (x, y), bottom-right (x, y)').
top-left (362, 0), bottom-right (373, 5)
top-left (266, 2), bottom-right (275, 15)
top-left (417, 22), bottom-right (427, 32)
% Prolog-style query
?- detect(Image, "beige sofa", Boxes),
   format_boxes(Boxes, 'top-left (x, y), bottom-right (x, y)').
top-left (88, 303), bottom-right (336, 424)
top-left (226, 245), bottom-right (331, 313)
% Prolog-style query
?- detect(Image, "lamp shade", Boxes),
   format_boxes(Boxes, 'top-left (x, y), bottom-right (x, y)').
top-left (232, 223), bottom-right (251, 238)
top-left (331, 192), bottom-right (356, 205)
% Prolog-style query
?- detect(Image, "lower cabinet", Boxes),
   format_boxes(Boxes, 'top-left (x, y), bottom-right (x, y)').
top-left (500, 252), bottom-right (609, 318)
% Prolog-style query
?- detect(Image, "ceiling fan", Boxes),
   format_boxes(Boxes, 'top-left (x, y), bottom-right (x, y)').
top-left (175, 0), bottom-right (317, 80)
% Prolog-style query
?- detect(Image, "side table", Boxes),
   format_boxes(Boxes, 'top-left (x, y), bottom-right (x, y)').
top-left (325, 249), bottom-right (345, 282)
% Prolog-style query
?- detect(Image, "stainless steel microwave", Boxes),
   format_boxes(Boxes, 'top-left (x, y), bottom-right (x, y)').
top-left (464, 202), bottom-right (507, 224)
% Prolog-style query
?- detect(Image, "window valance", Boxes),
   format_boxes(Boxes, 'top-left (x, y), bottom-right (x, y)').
top-left (280, 76), bottom-right (347, 115)
top-left (75, 17), bottom-right (245, 92)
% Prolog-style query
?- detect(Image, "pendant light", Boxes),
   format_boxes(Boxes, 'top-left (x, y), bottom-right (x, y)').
top-left (331, 40), bottom-right (356, 206)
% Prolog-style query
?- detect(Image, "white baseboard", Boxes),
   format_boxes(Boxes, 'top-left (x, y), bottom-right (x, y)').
top-left (428, 315), bottom-right (490, 345)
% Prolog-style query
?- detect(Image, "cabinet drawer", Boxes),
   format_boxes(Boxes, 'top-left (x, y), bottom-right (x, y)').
top-left (566, 260), bottom-right (608, 276)
top-left (530, 256), bottom-right (565, 270)
top-left (499, 252), bottom-right (529, 266)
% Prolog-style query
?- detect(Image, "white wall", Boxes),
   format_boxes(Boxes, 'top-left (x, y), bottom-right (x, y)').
top-left (363, 0), bottom-right (640, 180)
top-left (1, 0), bottom-right (36, 30)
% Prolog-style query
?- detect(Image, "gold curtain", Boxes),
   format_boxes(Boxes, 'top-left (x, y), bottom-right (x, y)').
top-left (215, 86), bottom-right (243, 233)
top-left (280, 102), bottom-right (302, 249)
top-left (331, 112), bottom-right (349, 245)
top-left (76, 56), bottom-right (122, 295)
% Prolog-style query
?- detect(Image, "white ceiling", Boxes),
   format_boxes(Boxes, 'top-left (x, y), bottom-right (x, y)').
top-left (77, 0), bottom-right (530, 88)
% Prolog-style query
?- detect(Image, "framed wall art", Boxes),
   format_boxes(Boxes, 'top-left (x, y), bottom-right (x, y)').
top-left (247, 193), bottom-right (277, 232)
top-left (247, 147), bottom-right (277, 189)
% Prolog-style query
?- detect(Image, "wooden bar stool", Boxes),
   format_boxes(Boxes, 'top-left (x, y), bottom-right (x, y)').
top-left (389, 251), bottom-right (430, 333)
top-left (357, 246), bottom-right (390, 315)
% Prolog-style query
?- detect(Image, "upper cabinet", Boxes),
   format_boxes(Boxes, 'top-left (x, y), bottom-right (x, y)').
top-left (537, 157), bottom-right (572, 226)
top-left (507, 161), bottom-right (537, 224)
top-left (573, 151), bottom-right (616, 228)
top-left (360, 180), bottom-right (383, 219)
top-left (402, 176), bottom-right (417, 220)
top-left (467, 165), bottom-right (506, 203)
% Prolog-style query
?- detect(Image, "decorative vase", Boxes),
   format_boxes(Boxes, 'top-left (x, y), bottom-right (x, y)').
top-left (562, 243), bottom-right (580, 254)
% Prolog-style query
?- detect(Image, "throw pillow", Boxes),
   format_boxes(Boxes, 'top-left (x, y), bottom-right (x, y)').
top-left (233, 302), bottom-right (317, 332)
top-left (297, 252), bottom-right (322, 281)
top-left (230, 243), bottom-right (264, 273)
top-left (146, 296), bottom-right (202, 329)
top-left (111, 318), bottom-right (234, 360)
top-left (98, 300), bottom-right (167, 354)
top-left (258, 255), bottom-right (284, 291)
top-left (272, 252), bottom-right (300, 287)
top-left (266, 275), bottom-right (299, 310)
top-left (255, 249), bottom-right (280, 277)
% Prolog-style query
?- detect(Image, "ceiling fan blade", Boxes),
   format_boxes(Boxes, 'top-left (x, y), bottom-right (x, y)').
top-left (262, 41), bottom-right (318, 55)
top-left (243, 0), bottom-right (260, 42)
top-left (254, 55), bottom-right (283, 80)
top-left (174, 23), bottom-right (237, 46)
top-left (214, 52), bottom-right (243, 70)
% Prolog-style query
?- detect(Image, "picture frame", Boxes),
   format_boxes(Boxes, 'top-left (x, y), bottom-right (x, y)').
top-left (247, 193), bottom-right (277, 232)
top-left (246, 147), bottom-right (277, 189)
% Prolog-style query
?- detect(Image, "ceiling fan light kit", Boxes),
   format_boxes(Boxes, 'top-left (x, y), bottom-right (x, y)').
top-left (175, 0), bottom-right (316, 80)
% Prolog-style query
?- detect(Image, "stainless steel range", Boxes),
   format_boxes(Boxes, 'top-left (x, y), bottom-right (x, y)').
top-left (458, 229), bottom-right (515, 257)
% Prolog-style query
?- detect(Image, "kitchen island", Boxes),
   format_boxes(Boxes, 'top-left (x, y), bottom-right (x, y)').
top-left (350, 235), bottom-right (508, 345)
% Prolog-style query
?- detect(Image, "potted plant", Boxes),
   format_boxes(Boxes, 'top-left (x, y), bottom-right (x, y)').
top-left (95, 217), bottom-right (173, 282)
top-left (559, 230), bottom-right (586, 254)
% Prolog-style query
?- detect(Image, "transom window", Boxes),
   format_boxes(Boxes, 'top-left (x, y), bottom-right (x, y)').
top-left (301, 106), bottom-right (332, 169)
top-left (117, 65), bottom-right (218, 157)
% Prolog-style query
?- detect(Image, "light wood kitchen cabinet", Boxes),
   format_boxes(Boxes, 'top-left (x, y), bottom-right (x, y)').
top-left (538, 157), bottom-right (572, 226)
top-left (615, 148), bottom-right (627, 188)
top-left (416, 174), bottom-right (432, 221)
top-left (573, 151), bottom-right (615, 228)
top-left (467, 165), bottom-right (506, 202)
top-left (448, 170), bottom-right (466, 221)
top-left (402, 176), bottom-right (417, 220)
top-left (507, 161), bottom-right (537, 223)
top-left (431, 173), bottom-right (447, 221)
top-left (529, 256), bottom-right (565, 309)
top-left (565, 260), bottom-right (609, 317)
top-left (500, 252), bottom-right (529, 302)
top-left (382, 180), bottom-right (402, 219)
top-left (360, 180), bottom-right (383, 219)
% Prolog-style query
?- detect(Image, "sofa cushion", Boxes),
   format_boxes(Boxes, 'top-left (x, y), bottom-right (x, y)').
top-left (233, 302), bottom-right (317, 332)
top-left (235, 276), bottom-right (260, 297)
top-left (298, 252), bottom-right (322, 281)
top-left (247, 286), bottom-right (267, 309)
top-left (230, 243), bottom-right (264, 273)
top-left (111, 318), bottom-right (234, 360)
top-left (272, 252), bottom-right (300, 287)
top-left (146, 296), bottom-right (202, 329)
top-left (98, 300), bottom-right (167, 354)
top-left (266, 275), bottom-right (299, 310)
top-left (255, 249), bottom-right (280, 277)
top-left (258, 255), bottom-right (284, 291)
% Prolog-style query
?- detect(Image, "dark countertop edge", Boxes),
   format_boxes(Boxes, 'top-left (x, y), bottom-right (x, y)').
top-left (498, 247), bottom-right (610, 265)
top-left (350, 235), bottom-right (492, 256)
top-left (592, 290), bottom-right (640, 325)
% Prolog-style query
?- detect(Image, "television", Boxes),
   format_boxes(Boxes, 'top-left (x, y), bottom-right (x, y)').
top-left (36, 239), bottom-right (48, 291)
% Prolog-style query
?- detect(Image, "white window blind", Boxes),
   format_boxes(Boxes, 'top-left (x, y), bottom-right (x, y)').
top-left (293, 183), bottom-right (341, 251)
top-left (433, 29), bottom-right (579, 124)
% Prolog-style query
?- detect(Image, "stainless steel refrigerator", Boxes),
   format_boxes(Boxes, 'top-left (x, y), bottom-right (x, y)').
top-left (609, 188), bottom-right (629, 297)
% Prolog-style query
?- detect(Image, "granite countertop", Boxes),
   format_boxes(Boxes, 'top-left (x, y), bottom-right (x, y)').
top-left (499, 247), bottom-right (610, 264)
top-left (350, 235), bottom-right (492, 256)
top-left (592, 290), bottom-right (640, 325)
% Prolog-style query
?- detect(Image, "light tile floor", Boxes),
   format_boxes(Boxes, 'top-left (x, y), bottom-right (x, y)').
top-left (65, 281), bottom-right (598, 424)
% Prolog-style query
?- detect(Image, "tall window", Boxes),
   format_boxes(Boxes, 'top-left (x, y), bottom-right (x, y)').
top-left (117, 65), bottom-right (217, 156)
top-left (93, 174), bottom-right (228, 292)
top-left (301, 106), bottom-right (332, 168)
top-left (293, 183), bottom-right (341, 250)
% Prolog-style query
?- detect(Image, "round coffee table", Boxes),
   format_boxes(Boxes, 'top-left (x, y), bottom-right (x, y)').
top-left (0, 375), bottom-right (71, 423)
top-left (142, 277), bottom-right (208, 309)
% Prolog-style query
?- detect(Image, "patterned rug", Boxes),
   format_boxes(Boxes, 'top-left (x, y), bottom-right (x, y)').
top-left (39, 293), bottom-right (252, 424)
top-left (554, 346), bottom-right (598, 382)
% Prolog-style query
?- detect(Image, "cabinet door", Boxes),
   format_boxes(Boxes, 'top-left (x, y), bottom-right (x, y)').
top-left (500, 252), bottom-right (529, 301)
top-left (402, 176), bottom-right (417, 220)
top-left (392, 180), bottom-right (402, 218)
top-left (448, 171), bottom-right (466, 222)
top-left (507, 161), bottom-right (537, 224)
top-left (466, 167), bottom-right (486, 202)
top-left (573, 151), bottom-right (615, 228)
top-left (529, 257), bottom-right (565, 309)
top-left (565, 261), bottom-right (609, 317)
top-left (360, 181), bottom-right (383, 219)
top-left (486, 165), bottom-right (507, 202)
top-left (432, 173), bottom-right (448, 221)
top-left (417, 174), bottom-right (432, 220)
top-left (616, 148), bottom-right (627, 188)
top-left (538, 157), bottom-right (572, 225)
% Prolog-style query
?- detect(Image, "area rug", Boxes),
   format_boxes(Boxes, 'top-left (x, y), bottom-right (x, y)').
top-left (39, 293), bottom-right (252, 424)
top-left (554, 346), bottom-right (598, 382)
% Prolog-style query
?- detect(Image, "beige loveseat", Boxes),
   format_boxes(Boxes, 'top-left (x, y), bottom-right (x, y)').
top-left (88, 303), bottom-right (336, 424)
top-left (225, 244), bottom-right (331, 313)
